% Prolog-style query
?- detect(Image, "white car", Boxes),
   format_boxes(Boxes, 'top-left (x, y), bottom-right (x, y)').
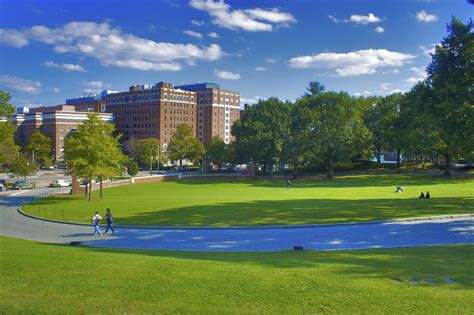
top-left (52, 180), bottom-right (71, 187)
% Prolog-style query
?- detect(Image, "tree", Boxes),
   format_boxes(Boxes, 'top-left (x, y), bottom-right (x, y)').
top-left (168, 124), bottom-right (204, 166)
top-left (64, 113), bottom-right (126, 201)
top-left (0, 91), bottom-right (15, 118)
top-left (125, 159), bottom-right (139, 176)
top-left (302, 81), bottom-right (325, 98)
top-left (135, 138), bottom-right (160, 174)
top-left (427, 17), bottom-right (474, 175)
top-left (10, 153), bottom-right (35, 181)
top-left (0, 91), bottom-right (18, 168)
top-left (26, 129), bottom-right (53, 167)
top-left (297, 92), bottom-right (371, 177)
top-left (232, 98), bottom-right (291, 179)
top-left (206, 136), bottom-right (227, 170)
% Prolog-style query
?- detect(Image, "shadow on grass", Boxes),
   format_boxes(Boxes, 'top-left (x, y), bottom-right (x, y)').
top-left (112, 197), bottom-right (474, 226)
top-left (176, 174), bottom-right (473, 189)
top-left (44, 242), bottom-right (474, 287)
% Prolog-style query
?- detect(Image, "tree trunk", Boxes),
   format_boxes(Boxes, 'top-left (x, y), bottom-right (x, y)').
top-left (435, 150), bottom-right (440, 166)
top-left (444, 152), bottom-right (451, 176)
top-left (88, 178), bottom-right (92, 201)
top-left (376, 146), bottom-right (381, 163)
top-left (99, 177), bottom-right (103, 199)
top-left (84, 177), bottom-right (88, 198)
top-left (396, 148), bottom-right (401, 169)
top-left (327, 157), bottom-right (334, 178)
top-left (292, 163), bottom-right (298, 179)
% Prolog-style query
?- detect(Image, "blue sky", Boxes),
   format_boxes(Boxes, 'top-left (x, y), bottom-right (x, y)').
top-left (0, 0), bottom-right (472, 108)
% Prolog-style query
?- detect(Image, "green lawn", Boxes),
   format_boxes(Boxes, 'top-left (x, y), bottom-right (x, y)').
top-left (0, 237), bottom-right (472, 313)
top-left (24, 174), bottom-right (474, 226)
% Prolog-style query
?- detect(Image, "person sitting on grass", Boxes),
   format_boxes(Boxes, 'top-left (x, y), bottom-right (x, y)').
top-left (419, 192), bottom-right (425, 199)
top-left (426, 191), bottom-right (430, 199)
top-left (395, 186), bottom-right (403, 193)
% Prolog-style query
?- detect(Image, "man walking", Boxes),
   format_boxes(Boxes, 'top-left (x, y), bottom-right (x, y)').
top-left (104, 208), bottom-right (115, 234)
top-left (93, 211), bottom-right (102, 236)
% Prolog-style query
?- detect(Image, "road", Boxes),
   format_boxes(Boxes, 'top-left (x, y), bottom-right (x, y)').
top-left (0, 188), bottom-right (473, 252)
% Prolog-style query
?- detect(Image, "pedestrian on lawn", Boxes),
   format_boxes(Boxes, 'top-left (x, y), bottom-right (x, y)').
top-left (426, 191), bottom-right (430, 199)
top-left (104, 208), bottom-right (115, 234)
top-left (287, 180), bottom-right (291, 189)
top-left (93, 211), bottom-right (102, 236)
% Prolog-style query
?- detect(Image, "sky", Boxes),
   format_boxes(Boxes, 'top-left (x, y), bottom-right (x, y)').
top-left (0, 0), bottom-right (472, 109)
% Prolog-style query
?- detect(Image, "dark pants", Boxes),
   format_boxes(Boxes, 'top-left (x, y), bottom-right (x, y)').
top-left (105, 222), bottom-right (115, 233)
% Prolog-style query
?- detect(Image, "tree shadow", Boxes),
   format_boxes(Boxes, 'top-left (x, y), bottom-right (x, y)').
top-left (44, 242), bottom-right (474, 288)
top-left (113, 197), bottom-right (474, 226)
top-left (176, 174), bottom-right (473, 189)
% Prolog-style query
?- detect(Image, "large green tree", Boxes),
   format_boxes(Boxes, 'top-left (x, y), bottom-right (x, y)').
top-left (302, 81), bottom-right (325, 98)
top-left (0, 91), bottom-right (18, 168)
top-left (10, 153), bottom-right (35, 181)
top-left (168, 124), bottom-right (204, 166)
top-left (64, 113), bottom-right (126, 201)
top-left (297, 92), bottom-right (371, 177)
top-left (232, 98), bottom-right (291, 179)
top-left (427, 17), bottom-right (474, 175)
top-left (205, 136), bottom-right (228, 171)
top-left (134, 138), bottom-right (160, 174)
top-left (26, 129), bottom-right (53, 167)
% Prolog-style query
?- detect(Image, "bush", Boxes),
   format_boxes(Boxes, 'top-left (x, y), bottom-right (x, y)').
top-left (126, 160), bottom-right (139, 176)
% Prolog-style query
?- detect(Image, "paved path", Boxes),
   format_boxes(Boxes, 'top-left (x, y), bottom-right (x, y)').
top-left (0, 189), bottom-right (473, 252)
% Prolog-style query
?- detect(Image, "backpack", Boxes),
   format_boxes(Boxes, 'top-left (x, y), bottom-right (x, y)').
top-left (95, 215), bottom-right (102, 225)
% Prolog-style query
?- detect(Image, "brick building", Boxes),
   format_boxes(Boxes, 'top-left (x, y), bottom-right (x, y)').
top-left (12, 105), bottom-right (113, 162)
top-left (175, 83), bottom-right (240, 145)
top-left (106, 82), bottom-right (197, 151)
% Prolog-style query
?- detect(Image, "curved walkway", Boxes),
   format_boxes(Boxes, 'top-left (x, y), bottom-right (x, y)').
top-left (1, 188), bottom-right (473, 252)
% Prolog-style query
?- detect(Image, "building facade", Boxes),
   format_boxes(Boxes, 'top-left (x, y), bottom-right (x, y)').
top-left (106, 82), bottom-right (197, 151)
top-left (175, 83), bottom-right (240, 145)
top-left (12, 105), bottom-right (113, 161)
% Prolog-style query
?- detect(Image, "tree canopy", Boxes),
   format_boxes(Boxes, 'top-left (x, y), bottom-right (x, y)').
top-left (26, 129), bottom-right (53, 167)
top-left (168, 124), bottom-right (204, 166)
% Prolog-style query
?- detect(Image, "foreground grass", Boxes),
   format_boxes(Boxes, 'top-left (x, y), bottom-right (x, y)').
top-left (24, 174), bottom-right (474, 226)
top-left (0, 237), bottom-right (473, 314)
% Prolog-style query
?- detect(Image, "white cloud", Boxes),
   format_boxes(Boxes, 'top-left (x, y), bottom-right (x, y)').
top-left (0, 21), bottom-right (223, 72)
top-left (0, 29), bottom-right (29, 47)
top-left (380, 82), bottom-right (392, 90)
top-left (52, 87), bottom-right (61, 93)
top-left (328, 13), bottom-right (382, 24)
top-left (255, 66), bottom-right (267, 71)
top-left (189, 0), bottom-right (296, 32)
top-left (416, 10), bottom-right (438, 23)
top-left (208, 32), bottom-right (220, 38)
top-left (349, 13), bottom-right (381, 24)
top-left (419, 44), bottom-right (437, 57)
top-left (405, 77), bottom-right (423, 84)
top-left (82, 80), bottom-right (111, 93)
top-left (390, 89), bottom-right (403, 94)
top-left (362, 90), bottom-right (372, 95)
top-left (184, 30), bottom-right (203, 39)
top-left (191, 20), bottom-right (205, 26)
top-left (241, 95), bottom-right (264, 105)
top-left (375, 26), bottom-right (384, 33)
top-left (266, 58), bottom-right (278, 63)
top-left (0, 75), bottom-right (42, 93)
top-left (214, 69), bottom-right (241, 80)
top-left (289, 49), bottom-right (415, 76)
top-left (43, 60), bottom-right (86, 72)
top-left (410, 66), bottom-right (427, 78)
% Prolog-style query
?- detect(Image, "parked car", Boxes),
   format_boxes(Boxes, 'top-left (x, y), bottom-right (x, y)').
top-left (49, 180), bottom-right (71, 187)
top-left (14, 181), bottom-right (36, 190)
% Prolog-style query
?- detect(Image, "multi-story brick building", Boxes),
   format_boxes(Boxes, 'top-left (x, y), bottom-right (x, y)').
top-left (175, 82), bottom-right (240, 145)
top-left (106, 82), bottom-right (197, 151)
top-left (12, 105), bottom-right (113, 162)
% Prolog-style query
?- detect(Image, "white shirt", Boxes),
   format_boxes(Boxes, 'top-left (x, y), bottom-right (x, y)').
top-left (93, 214), bottom-right (102, 225)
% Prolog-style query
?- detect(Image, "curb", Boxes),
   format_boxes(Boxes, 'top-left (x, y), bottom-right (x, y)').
top-left (17, 206), bottom-right (474, 230)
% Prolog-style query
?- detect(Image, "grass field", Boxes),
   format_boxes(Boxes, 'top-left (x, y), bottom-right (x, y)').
top-left (0, 237), bottom-right (472, 313)
top-left (24, 174), bottom-right (474, 226)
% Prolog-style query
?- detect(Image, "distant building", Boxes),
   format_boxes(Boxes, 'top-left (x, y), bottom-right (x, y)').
top-left (105, 82), bottom-right (197, 151)
top-left (66, 90), bottom-right (115, 113)
top-left (11, 105), bottom-right (113, 162)
top-left (175, 82), bottom-right (240, 145)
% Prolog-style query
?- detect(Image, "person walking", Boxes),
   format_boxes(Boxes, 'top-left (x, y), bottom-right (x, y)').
top-left (104, 208), bottom-right (115, 234)
top-left (287, 180), bottom-right (291, 189)
top-left (93, 211), bottom-right (102, 236)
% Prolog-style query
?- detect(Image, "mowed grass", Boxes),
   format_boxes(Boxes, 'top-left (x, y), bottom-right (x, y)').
top-left (0, 237), bottom-right (473, 314)
top-left (24, 174), bottom-right (474, 226)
